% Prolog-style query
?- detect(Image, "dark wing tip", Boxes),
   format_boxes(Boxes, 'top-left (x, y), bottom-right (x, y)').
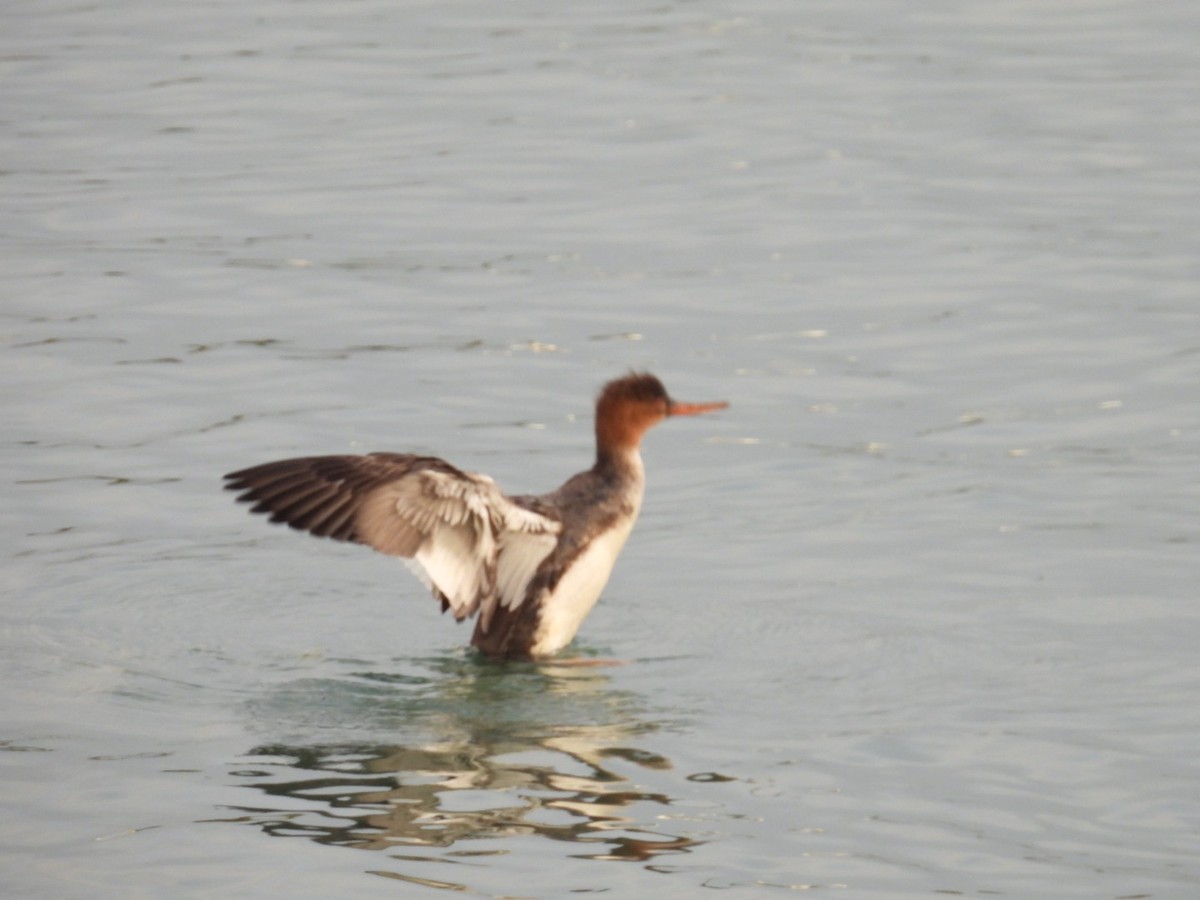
top-left (223, 456), bottom-right (370, 541)
top-left (223, 453), bottom-right (443, 546)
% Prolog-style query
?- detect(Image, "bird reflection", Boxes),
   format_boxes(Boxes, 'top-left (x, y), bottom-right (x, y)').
top-left (219, 653), bottom-right (700, 866)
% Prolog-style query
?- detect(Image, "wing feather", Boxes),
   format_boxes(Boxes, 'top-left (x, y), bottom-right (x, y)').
top-left (495, 530), bottom-right (558, 611)
top-left (225, 453), bottom-right (561, 627)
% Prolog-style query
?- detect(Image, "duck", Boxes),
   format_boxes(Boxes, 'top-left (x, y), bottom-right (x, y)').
top-left (223, 372), bottom-right (728, 660)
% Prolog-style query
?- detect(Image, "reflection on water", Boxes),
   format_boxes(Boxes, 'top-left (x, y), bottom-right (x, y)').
top-left (217, 654), bottom-right (700, 883)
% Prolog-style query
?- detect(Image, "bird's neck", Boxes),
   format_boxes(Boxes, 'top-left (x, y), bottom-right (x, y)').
top-left (594, 443), bottom-right (645, 486)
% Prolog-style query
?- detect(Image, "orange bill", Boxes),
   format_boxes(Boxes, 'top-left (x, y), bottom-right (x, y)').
top-left (667, 399), bottom-right (730, 417)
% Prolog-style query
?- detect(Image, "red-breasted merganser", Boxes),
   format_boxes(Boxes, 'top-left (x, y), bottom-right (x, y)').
top-left (224, 373), bottom-right (727, 660)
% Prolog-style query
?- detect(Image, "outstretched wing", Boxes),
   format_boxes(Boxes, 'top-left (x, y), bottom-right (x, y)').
top-left (224, 453), bottom-right (560, 628)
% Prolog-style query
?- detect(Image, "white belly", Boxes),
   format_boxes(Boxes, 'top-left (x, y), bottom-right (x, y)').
top-left (530, 517), bottom-right (637, 657)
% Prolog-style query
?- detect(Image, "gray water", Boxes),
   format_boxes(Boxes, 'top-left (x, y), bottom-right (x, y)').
top-left (3, 0), bottom-right (1198, 897)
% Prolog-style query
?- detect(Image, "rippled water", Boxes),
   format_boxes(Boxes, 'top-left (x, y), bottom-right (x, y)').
top-left (4, 0), bottom-right (1198, 897)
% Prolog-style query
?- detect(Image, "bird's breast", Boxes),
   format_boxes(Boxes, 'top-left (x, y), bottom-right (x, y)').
top-left (528, 513), bottom-right (638, 657)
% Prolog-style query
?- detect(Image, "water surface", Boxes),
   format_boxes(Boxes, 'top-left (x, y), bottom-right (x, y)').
top-left (3, 0), bottom-right (1198, 897)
